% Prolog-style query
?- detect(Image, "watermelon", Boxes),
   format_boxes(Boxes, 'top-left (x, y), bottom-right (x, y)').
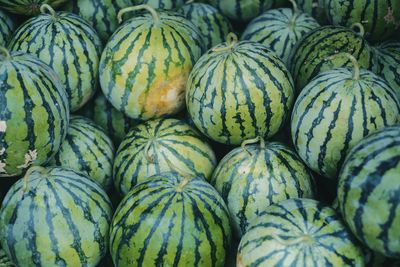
top-left (0, 10), bottom-right (15, 46)
top-left (291, 53), bottom-right (400, 179)
top-left (373, 41), bottom-right (400, 101)
top-left (296, 0), bottom-right (327, 24)
top-left (0, 0), bottom-right (67, 15)
top-left (209, 0), bottom-right (271, 22)
top-left (241, 0), bottom-right (320, 65)
top-left (49, 116), bottom-right (115, 191)
top-left (289, 25), bottom-right (375, 90)
top-left (99, 5), bottom-right (203, 120)
top-left (79, 92), bottom-right (137, 146)
top-left (211, 137), bottom-right (315, 237)
top-left (325, 0), bottom-right (400, 42)
top-left (237, 198), bottom-right (365, 266)
top-left (338, 126), bottom-right (400, 258)
top-left (0, 49), bottom-right (69, 177)
top-left (186, 35), bottom-right (295, 145)
top-left (134, 0), bottom-right (184, 10)
top-left (179, 2), bottom-right (232, 50)
top-left (0, 166), bottom-right (113, 267)
top-left (110, 172), bottom-right (232, 267)
top-left (8, 5), bottom-right (102, 112)
top-left (64, 0), bottom-right (135, 43)
top-left (113, 118), bottom-right (217, 196)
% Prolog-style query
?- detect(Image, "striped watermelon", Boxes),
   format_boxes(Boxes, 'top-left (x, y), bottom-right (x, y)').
top-left (0, 166), bottom-right (113, 267)
top-left (296, 0), bottom-right (327, 24)
top-left (179, 2), bottom-right (232, 50)
top-left (211, 138), bottom-right (315, 237)
top-left (186, 35), bottom-right (295, 145)
top-left (237, 198), bottom-right (365, 266)
top-left (49, 116), bottom-right (115, 191)
top-left (209, 0), bottom-right (271, 22)
top-left (113, 118), bottom-right (216, 196)
top-left (110, 172), bottom-right (232, 267)
top-left (100, 5), bottom-right (203, 120)
top-left (0, 49), bottom-right (69, 177)
top-left (79, 92), bottom-right (137, 145)
top-left (0, 249), bottom-right (12, 267)
top-left (9, 5), bottom-right (102, 112)
top-left (325, 0), bottom-right (400, 42)
top-left (291, 54), bottom-right (400, 179)
top-left (134, 0), bottom-right (184, 9)
top-left (373, 41), bottom-right (400, 101)
top-left (0, 0), bottom-right (67, 15)
top-left (289, 25), bottom-right (375, 90)
top-left (64, 0), bottom-right (135, 43)
top-left (241, 1), bottom-right (320, 65)
top-left (0, 10), bottom-right (15, 46)
top-left (338, 126), bottom-right (400, 258)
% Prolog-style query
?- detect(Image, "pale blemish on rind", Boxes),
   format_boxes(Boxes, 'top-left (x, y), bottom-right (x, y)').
top-left (17, 149), bottom-right (38, 169)
top-left (0, 148), bottom-right (5, 173)
top-left (0, 121), bottom-right (6, 133)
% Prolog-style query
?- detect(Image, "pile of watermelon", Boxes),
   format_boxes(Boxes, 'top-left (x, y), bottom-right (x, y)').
top-left (0, 0), bottom-right (399, 266)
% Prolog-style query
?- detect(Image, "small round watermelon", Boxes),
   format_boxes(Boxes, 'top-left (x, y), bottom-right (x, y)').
top-left (64, 0), bottom-right (135, 43)
top-left (186, 36), bottom-right (295, 145)
top-left (110, 172), bottom-right (232, 267)
top-left (100, 5), bottom-right (203, 120)
top-left (338, 126), bottom-right (400, 258)
top-left (291, 54), bottom-right (400, 179)
top-left (241, 1), bottom-right (320, 65)
top-left (0, 49), bottom-right (69, 177)
top-left (179, 1), bottom-right (232, 50)
top-left (0, 166), bottom-right (113, 267)
top-left (209, 0), bottom-right (271, 22)
top-left (373, 41), bottom-right (400, 101)
top-left (289, 25), bottom-right (375, 90)
top-left (79, 92), bottom-right (138, 146)
top-left (134, 0), bottom-right (184, 10)
top-left (0, 10), bottom-right (15, 46)
top-left (0, 0), bottom-right (67, 15)
top-left (9, 5), bottom-right (102, 112)
top-left (49, 116), bottom-right (115, 191)
top-left (237, 198), bottom-right (365, 266)
top-left (296, 0), bottom-right (327, 24)
top-left (211, 138), bottom-right (315, 237)
top-left (113, 118), bottom-right (217, 196)
top-left (325, 0), bottom-right (400, 42)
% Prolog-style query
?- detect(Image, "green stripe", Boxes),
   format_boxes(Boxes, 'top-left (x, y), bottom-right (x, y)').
top-left (110, 172), bottom-right (231, 267)
top-left (291, 68), bottom-right (400, 179)
top-left (338, 126), bottom-right (400, 258)
top-left (211, 142), bottom-right (314, 237)
top-left (0, 52), bottom-right (69, 177)
top-left (186, 40), bottom-right (294, 145)
top-left (0, 10), bottom-right (14, 46)
top-left (113, 118), bottom-right (216, 196)
top-left (289, 25), bottom-right (375, 90)
top-left (179, 2), bottom-right (232, 50)
top-left (325, 0), bottom-right (400, 41)
top-left (50, 116), bottom-right (115, 191)
top-left (238, 198), bottom-right (364, 266)
top-left (0, 167), bottom-right (112, 266)
top-left (8, 11), bottom-right (102, 112)
top-left (0, 0), bottom-right (67, 15)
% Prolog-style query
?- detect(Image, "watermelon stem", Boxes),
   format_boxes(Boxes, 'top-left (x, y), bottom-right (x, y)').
top-left (40, 4), bottom-right (58, 20)
top-left (176, 177), bottom-right (190, 192)
top-left (185, 0), bottom-right (195, 4)
top-left (212, 32), bottom-right (238, 52)
top-left (241, 136), bottom-right (266, 155)
top-left (326, 53), bottom-right (360, 80)
top-left (118, 5), bottom-right (160, 24)
top-left (351, 22), bottom-right (366, 37)
top-left (21, 166), bottom-right (48, 194)
top-left (0, 46), bottom-right (11, 60)
top-left (289, 0), bottom-right (300, 24)
top-left (144, 141), bottom-right (155, 163)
